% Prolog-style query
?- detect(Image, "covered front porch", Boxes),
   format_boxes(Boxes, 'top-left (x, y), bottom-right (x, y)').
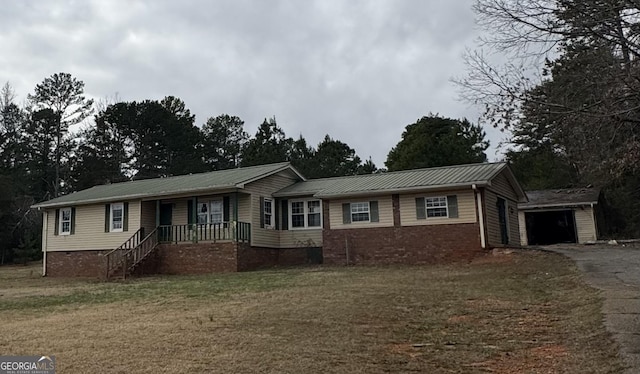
top-left (158, 222), bottom-right (251, 243)
top-left (141, 191), bottom-right (252, 242)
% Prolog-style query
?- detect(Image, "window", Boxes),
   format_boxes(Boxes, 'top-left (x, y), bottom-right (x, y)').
top-left (307, 200), bottom-right (321, 227)
top-left (351, 202), bottom-right (370, 222)
top-left (111, 203), bottom-right (124, 232)
top-left (290, 199), bottom-right (322, 229)
top-left (263, 198), bottom-right (273, 227)
top-left (197, 202), bottom-right (208, 224)
top-left (291, 201), bottom-right (305, 228)
top-left (425, 197), bottom-right (448, 218)
top-left (416, 196), bottom-right (457, 220)
top-left (209, 200), bottom-right (223, 224)
top-left (196, 200), bottom-right (224, 224)
top-left (59, 207), bottom-right (72, 235)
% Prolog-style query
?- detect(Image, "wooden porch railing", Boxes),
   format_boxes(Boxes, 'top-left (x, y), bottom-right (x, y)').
top-left (104, 228), bottom-right (145, 279)
top-left (105, 228), bottom-right (159, 280)
top-left (158, 221), bottom-right (251, 244)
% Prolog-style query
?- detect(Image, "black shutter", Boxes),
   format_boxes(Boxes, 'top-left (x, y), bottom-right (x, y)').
top-left (274, 199), bottom-right (280, 230)
top-left (342, 203), bottom-right (351, 224)
top-left (104, 204), bottom-right (111, 232)
top-left (123, 202), bottom-right (129, 232)
top-left (259, 197), bottom-right (265, 228)
top-left (188, 199), bottom-right (194, 226)
top-left (415, 197), bottom-right (426, 220)
top-left (281, 199), bottom-right (288, 230)
top-left (70, 207), bottom-right (76, 235)
top-left (54, 209), bottom-right (60, 236)
top-left (369, 201), bottom-right (379, 222)
top-left (223, 196), bottom-right (230, 222)
top-left (447, 195), bottom-right (458, 218)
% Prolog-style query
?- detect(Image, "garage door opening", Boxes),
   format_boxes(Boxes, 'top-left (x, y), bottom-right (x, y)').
top-left (525, 210), bottom-right (577, 245)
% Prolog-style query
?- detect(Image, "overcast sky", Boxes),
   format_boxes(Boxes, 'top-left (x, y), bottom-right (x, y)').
top-left (0, 0), bottom-right (509, 168)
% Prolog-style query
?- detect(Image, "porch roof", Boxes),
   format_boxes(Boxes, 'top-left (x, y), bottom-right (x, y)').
top-left (33, 162), bottom-right (304, 209)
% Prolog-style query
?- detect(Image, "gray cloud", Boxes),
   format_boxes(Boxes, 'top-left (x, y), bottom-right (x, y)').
top-left (1, 0), bottom-right (503, 168)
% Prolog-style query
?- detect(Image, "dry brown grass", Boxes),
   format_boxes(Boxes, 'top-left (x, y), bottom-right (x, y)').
top-left (0, 250), bottom-right (625, 373)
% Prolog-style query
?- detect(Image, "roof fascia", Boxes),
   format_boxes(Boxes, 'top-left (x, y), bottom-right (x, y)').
top-left (519, 201), bottom-right (598, 210)
top-left (314, 182), bottom-right (489, 199)
top-left (31, 186), bottom-right (242, 209)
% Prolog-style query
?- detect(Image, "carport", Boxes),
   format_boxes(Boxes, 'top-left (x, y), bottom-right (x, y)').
top-left (518, 189), bottom-right (600, 246)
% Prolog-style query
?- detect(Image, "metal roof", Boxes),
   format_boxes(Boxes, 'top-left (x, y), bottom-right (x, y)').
top-left (33, 162), bottom-right (301, 209)
top-left (520, 188), bottom-right (600, 209)
top-left (276, 162), bottom-right (512, 198)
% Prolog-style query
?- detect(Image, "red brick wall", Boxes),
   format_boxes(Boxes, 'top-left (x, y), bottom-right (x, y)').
top-left (322, 223), bottom-right (483, 266)
top-left (237, 244), bottom-right (279, 271)
top-left (46, 250), bottom-right (107, 278)
top-left (237, 245), bottom-right (318, 271)
top-left (156, 242), bottom-right (238, 274)
top-left (131, 250), bottom-right (160, 277)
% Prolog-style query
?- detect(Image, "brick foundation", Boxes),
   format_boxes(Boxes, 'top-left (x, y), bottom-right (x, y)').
top-left (45, 242), bottom-right (318, 278)
top-left (46, 250), bottom-right (108, 277)
top-left (156, 242), bottom-right (238, 274)
top-left (322, 223), bottom-right (483, 265)
top-left (237, 245), bottom-right (322, 271)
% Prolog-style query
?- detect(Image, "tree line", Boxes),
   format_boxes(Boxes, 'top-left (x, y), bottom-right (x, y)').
top-left (456, 0), bottom-right (640, 238)
top-left (0, 73), bottom-right (488, 264)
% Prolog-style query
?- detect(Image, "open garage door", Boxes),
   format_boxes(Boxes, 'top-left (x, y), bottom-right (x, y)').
top-left (525, 210), bottom-right (577, 245)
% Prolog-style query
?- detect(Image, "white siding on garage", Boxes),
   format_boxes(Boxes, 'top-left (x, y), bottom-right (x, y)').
top-left (575, 206), bottom-right (598, 243)
top-left (518, 211), bottom-right (528, 246)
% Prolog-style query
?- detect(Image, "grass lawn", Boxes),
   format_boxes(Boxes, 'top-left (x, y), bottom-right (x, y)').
top-left (0, 249), bottom-right (624, 373)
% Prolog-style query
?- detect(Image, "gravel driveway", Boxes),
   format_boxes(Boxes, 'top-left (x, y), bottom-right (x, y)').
top-left (545, 243), bottom-right (640, 374)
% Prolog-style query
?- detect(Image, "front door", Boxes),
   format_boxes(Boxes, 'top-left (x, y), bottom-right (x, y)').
top-left (497, 198), bottom-right (509, 245)
top-left (159, 203), bottom-right (173, 241)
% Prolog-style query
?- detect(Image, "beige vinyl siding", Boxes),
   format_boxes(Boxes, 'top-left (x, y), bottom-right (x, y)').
top-left (330, 196), bottom-right (393, 229)
top-left (164, 198), bottom-right (188, 226)
top-left (280, 229), bottom-right (323, 248)
top-left (518, 211), bottom-right (528, 246)
top-left (485, 169), bottom-right (522, 247)
top-left (484, 190), bottom-right (519, 247)
top-left (140, 201), bottom-right (156, 234)
top-left (575, 207), bottom-right (597, 243)
top-left (47, 201), bottom-right (142, 251)
top-left (400, 190), bottom-right (477, 226)
top-left (489, 171), bottom-right (520, 202)
top-left (161, 194), bottom-right (243, 226)
top-left (243, 171), bottom-right (300, 248)
top-left (237, 194), bottom-right (251, 223)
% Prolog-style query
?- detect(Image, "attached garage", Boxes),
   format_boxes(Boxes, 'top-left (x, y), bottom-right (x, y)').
top-left (518, 189), bottom-right (600, 246)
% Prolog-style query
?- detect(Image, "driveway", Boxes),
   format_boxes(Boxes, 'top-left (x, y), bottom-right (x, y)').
top-left (545, 243), bottom-right (640, 374)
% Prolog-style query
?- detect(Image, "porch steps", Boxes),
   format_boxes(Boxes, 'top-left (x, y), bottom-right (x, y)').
top-left (108, 243), bottom-right (158, 279)
top-left (105, 227), bottom-right (159, 280)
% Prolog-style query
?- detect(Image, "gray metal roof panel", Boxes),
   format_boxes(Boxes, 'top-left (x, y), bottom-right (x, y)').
top-left (276, 162), bottom-right (508, 198)
top-left (33, 162), bottom-right (296, 208)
